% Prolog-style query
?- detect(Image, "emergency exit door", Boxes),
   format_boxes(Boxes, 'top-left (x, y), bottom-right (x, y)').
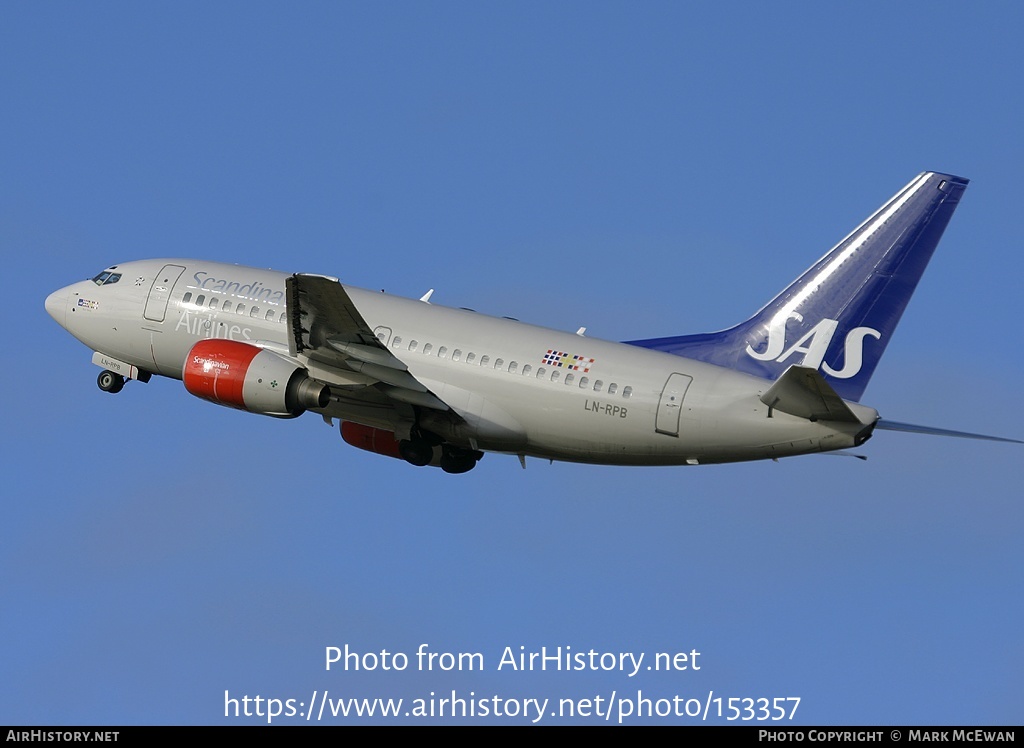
top-left (656, 373), bottom-right (692, 437)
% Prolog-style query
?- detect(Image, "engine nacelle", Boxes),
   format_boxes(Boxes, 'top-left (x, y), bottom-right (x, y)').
top-left (183, 340), bottom-right (329, 417)
top-left (340, 421), bottom-right (403, 459)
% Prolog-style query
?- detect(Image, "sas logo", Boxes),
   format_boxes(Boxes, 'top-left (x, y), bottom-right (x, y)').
top-left (745, 313), bottom-right (881, 379)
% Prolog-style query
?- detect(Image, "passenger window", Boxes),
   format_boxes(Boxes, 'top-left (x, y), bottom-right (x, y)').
top-left (453, 349), bottom-right (462, 362)
top-left (222, 301), bottom-right (232, 312)
top-left (409, 340), bottom-right (418, 352)
top-left (565, 373), bottom-right (574, 385)
top-left (579, 376), bottom-right (589, 388)
top-left (250, 306), bottom-right (260, 318)
top-left (551, 371), bottom-right (560, 383)
top-left (236, 304), bottom-right (245, 315)
top-left (392, 336), bottom-right (402, 348)
top-left (423, 343), bottom-right (433, 355)
top-left (494, 358), bottom-right (503, 369)
top-left (522, 364), bottom-right (531, 376)
top-left (265, 309), bottom-right (275, 321)
top-left (183, 292), bottom-right (192, 303)
top-left (536, 367), bottom-right (546, 380)
top-left (209, 299), bottom-right (218, 310)
top-left (608, 383), bottom-right (618, 395)
top-left (623, 386), bottom-right (632, 399)
top-left (594, 380), bottom-right (603, 392)
top-left (196, 295), bottom-right (205, 307)
top-left (466, 352), bottom-right (475, 364)
top-left (480, 355), bottom-right (489, 367)
top-left (508, 361), bottom-right (517, 373)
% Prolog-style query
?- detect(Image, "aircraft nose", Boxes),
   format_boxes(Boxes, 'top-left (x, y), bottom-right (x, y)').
top-left (45, 287), bottom-right (69, 326)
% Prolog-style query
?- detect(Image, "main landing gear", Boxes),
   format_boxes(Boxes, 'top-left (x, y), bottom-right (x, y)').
top-left (439, 445), bottom-right (482, 475)
top-left (399, 438), bottom-right (434, 467)
top-left (399, 429), bottom-right (483, 473)
top-left (97, 370), bottom-right (125, 394)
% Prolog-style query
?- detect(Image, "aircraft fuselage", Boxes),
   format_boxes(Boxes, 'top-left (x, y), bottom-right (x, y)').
top-left (46, 258), bottom-right (874, 466)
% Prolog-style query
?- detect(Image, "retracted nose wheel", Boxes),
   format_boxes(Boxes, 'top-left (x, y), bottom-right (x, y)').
top-left (97, 370), bottom-right (125, 394)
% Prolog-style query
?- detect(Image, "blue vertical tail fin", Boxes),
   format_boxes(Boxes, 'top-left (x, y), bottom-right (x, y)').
top-left (627, 172), bottom-right (969, 402)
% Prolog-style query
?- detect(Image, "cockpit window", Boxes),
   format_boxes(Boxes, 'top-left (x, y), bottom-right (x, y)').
top-left (91, 271), bottom-right (122, 286)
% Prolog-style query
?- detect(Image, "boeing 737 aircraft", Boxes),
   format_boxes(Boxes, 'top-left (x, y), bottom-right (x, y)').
top-left (45, 172), bottom-right (1019, 473)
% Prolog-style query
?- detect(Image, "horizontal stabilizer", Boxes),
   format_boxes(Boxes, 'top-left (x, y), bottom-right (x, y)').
top-left (760, 366), bottom-right (862, 423)
top-left (875, 420), bottom-right (1023, 444)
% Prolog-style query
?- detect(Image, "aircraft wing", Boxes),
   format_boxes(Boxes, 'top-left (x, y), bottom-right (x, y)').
top-left (286, 272), bottom-right (383, 354)
top-left (285, 273), bottom-right (452, 413)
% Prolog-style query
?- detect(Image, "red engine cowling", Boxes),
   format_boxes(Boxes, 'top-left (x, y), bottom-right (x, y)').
top-left (340, 422), bottom-right (403, 460)
top-left (183, 340), bottom-right (329, 417)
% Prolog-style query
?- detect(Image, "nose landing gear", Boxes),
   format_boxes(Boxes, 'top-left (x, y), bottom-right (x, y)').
top-left (97, 370), bottom-right (125, 394)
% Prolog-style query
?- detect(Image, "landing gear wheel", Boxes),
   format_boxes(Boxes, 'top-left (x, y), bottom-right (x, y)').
top-left (440, 446), bottom-right (482, 474)
top-left (399, 439), bottom-right (433, 467)
top-left (440, 455), bottom-right (475, 474)
top-left (97, 370), bottom-right (125, 394)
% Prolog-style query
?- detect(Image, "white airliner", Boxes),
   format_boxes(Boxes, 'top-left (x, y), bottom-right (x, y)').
top-left (45, 172), bottom-right (1019, 473)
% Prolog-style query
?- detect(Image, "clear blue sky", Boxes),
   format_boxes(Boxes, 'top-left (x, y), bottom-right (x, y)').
top-left (3, 2), bottom-right (1022, 725)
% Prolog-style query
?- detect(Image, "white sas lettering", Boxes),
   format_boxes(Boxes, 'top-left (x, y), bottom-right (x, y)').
top-left (746, 311), bottom-right (802, 361)
top-left (745, 312), bottom-right (880, 379)
top-left (821, 326), bottom-right (882, 379)
top-left (774, 318), bottom-right (839, 370)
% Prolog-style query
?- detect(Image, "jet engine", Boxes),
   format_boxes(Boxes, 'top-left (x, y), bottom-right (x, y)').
top-left (183, 340), bottom-right (329, 417)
